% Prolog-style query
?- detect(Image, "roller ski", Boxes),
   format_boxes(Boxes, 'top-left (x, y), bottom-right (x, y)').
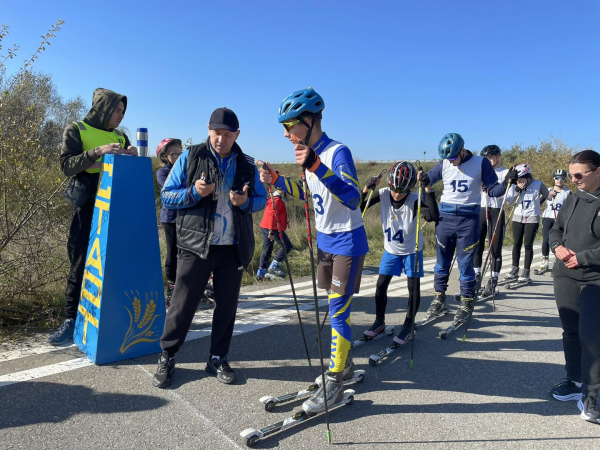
top-left (534, 257), bottom-right (551, 275)
top-left (259, 363), bottom-right (365, 412)
top-left (439, 296), bottom-right (473, 339)
top-left (369, 321), bottom-right (415, 366)
top-left (351, 320), bottom-right (395, 348)
top-left (498, 266), bottom-right (519, 286)
top-left (241, 389), bottom-right (355, 447)
top-left (506, 269), bottom-right (532, 290)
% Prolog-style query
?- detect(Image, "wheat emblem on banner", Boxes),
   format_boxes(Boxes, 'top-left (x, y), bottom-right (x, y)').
top-left (120, 291), bottom-right (161, 354)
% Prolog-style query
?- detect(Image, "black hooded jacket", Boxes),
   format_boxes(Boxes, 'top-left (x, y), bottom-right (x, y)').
top-left (549, 187), bottom-right (600, 282)
top-left (59, 88), bottom-right (131, 192)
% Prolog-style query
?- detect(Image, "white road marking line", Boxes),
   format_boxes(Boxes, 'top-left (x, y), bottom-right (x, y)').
top-left (0, 357), bottom-right (93, 388)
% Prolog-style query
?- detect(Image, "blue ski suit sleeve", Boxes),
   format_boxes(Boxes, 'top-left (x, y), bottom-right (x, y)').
top-left (482, 158), bottom-right (508, 198)
top-left (426, 161), bottom-right (444, 186)
top-left (311, 146), bottom-right (361, 210)
top-left (161, 150), bottom-right (203, 209)
top-left (274, 175), bottom-right (307, 201)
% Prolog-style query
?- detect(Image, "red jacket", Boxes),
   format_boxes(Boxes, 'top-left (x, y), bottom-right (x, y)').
top-left (260, 194), bottom-right (288, 232)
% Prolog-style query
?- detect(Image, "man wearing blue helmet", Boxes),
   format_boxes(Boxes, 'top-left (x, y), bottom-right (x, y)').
top-left (418, 134), bottom-right (517, 325)
top-left (260, 87), bottom-right (368, 416)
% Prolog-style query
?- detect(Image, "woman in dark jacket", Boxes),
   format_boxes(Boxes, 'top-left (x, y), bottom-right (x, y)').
top-left (156, 138), bottom-right (183, 307)
top-left (548, 149), bottom-right (600, 424)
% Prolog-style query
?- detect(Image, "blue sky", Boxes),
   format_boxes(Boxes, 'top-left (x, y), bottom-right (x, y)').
top-left (2, 0), bottom-right (598, 162)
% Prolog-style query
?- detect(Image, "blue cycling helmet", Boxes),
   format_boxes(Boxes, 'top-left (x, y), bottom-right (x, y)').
top-left (278, 87), bottom-right (325, 123)
top-left (438, 133), bottom-right (465, 159)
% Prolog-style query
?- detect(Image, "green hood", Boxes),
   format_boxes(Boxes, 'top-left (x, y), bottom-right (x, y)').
top-left (83, 88), bottom-right (127, 131)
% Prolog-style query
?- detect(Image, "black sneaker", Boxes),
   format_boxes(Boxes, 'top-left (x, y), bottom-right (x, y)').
top-left (578, 395), bottom-right (600, 424)
top-left (363, 318), bottom-right (386, 339)
top-left (153, 354), bottom-right (175, 388)
top-left (550, 379), bottom-right (583, 401)
top-left (206, 356), bottom-right (236, 384)
top-left (427, 292), bottom-right (447, 317)
top-left (454, 297), bottom-right (474, 323)
top-left (393, 321), bottom-right (415, 345)
top-left (47, 319), bottom-right (75, 345)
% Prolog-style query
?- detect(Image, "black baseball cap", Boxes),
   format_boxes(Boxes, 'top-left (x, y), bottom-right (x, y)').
top-left (209, 107), bottom-right (239, 132)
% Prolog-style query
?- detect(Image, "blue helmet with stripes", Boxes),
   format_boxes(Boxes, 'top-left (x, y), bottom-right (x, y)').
top-left (438, 133), bottom-right (465, 160)
top-left (278, 87), bottom-right (325, 123)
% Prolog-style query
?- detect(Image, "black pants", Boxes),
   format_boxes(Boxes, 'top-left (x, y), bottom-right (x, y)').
top-left (375, 275), bottom-right (420, 324)
top-left (541, 218), bottom-right (555, 257)
top-left (554, 274), bottom-right (600, 396)
top-left (258, 227), bottom-right (293, 270)
top-left (474, 208), bottom-right (505, 273)
top-left (162, 223), bottom-right (178, 282)
top-left (512, 221), bottom-right (539, 270)
top-left (64, 197), bottom-right (95, 320)
top-left (160, 246), bottom-right (243, 357)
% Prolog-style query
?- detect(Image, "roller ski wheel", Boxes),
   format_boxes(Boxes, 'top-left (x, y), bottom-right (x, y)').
top-left (242, 390), bottom-right (355, 445)
top-left (351, 325), bottom-right (394, 348)
top-left (534, 268), bottom-right (550, 275)
top-left (506, 279), bottom-right (531, 290)
top-left (439, 321), bottom-right (465, 339)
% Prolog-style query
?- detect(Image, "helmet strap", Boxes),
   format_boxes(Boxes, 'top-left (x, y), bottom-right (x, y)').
top-left (298, 115), bottom-right (316, 147)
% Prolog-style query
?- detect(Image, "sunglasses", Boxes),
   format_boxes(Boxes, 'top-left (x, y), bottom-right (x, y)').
top-left (167, 152), bottom-right (182, 157)
top-left (554, 176), bottom-right (566, 181)
top-left (282, 119), bottom-right (302, 131)
top-left (568, 169), bottom-right (595, 180)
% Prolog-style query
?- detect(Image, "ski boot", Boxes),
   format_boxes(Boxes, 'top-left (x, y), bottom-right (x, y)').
top-left (518, 269), bottom-right (531, 283)
top-left (539, 257), bottom-right (549, 272)
top-left (165, 281), bottom-right (175, 308)
top-left (481, 277), bottom-right (498, 297)
top-left (454, 296), bottom-right (474, 323)
top-left (502, 266), bottom-right (519, 284)
top-left (302, 372), bottom-right (344, 416)
top-left (256, 268), bottom-right (267, 281)
top-left (426, 291), bottom-right (447, 317)
top-left (392, 321), bottom-right (415, 345)
top-left (363, 318), bottom-right (386, 339)
top-left (316, 357), bottom-right (355, 386)
top-left (267, 260), bottom-right (286, 278)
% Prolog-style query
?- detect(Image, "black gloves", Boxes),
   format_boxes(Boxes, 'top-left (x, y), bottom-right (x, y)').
top-left (506, 167), bottom-right (518, 184)
top-left (418, 172), bottom-right (430, 186)
top-left (365, 176), bottom-right (379, 190)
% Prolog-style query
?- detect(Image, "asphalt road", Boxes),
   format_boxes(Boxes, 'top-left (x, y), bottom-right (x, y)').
top-left (1, 244), bottom-right (598, 449)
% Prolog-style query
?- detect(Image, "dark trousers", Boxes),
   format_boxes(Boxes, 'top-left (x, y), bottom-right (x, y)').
top-left (474, 208), bottom-right (505, 273)
top-left (258, 227), bottom-right (293, 269)
top-left (160, 246), bottom-right (243, 357)
top-left (541, 218), bottom-right (555, 257)
top-left (554, 274), bottom-right (600, 396)
top-left (511, 221), bottom-right (539, 270)
top-left (375, 275), bottom-right (420, 324)
top-left (434, 213), bottom-right (480, 297)
top-left (162, 223), bottom-right (178, 282)
top-left (64, 197), bottom-right (95, 320)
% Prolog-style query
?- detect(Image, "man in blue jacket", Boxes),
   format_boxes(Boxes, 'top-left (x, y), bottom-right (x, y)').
top-left (153, 108), bottom-right (267, 388)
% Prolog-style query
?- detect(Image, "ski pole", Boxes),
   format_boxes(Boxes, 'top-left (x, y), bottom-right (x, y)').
top-left (480, 191), bottom-right (495, 311)
top-left (361, 168), bottom-right (387, 219)
top-left (409, 161), bottom-right (423, 369)
top-left (257, 160), bottom-right (311, 367)
top-left (292, 134), bottom-right (332, 444)
top-left (462, 180), bottom-right (513, 341)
